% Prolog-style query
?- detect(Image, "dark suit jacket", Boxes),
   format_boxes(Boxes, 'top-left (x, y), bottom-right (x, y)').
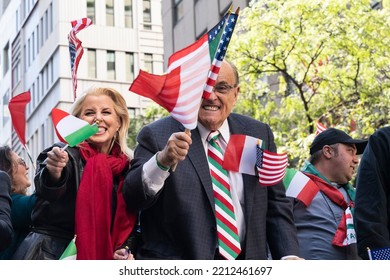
top-left (123, 114), bottom-right (299, 259)
top-left (0, 170), bottom-right (13, 251)
top-left (355, 126), bottom-right (390, 259)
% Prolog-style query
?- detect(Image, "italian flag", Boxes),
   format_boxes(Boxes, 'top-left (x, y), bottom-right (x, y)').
top-left (60, 235), bottom-right (77, 260)
top-left (222, 134), bottom-right (264, 176)
top-left (283, 168), bottom-right (319, 206)
top-left (52, 108), bottom-right (98, 147)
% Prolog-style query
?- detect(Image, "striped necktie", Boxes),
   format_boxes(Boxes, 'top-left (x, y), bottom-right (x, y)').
top-left (207, 130), bottom-right (241, 260)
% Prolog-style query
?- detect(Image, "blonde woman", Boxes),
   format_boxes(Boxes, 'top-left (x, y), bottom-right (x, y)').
top-left (14, 87), bottom-right (137, 260)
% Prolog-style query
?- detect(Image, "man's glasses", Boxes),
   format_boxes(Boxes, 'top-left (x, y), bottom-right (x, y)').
top-left (17, 158), bottom-right (27, 168)
top-left (212, 83), bottom-right (237, 94)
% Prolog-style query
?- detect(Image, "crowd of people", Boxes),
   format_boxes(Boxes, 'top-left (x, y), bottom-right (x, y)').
top-left (0, 60), bottom-right (389, 260)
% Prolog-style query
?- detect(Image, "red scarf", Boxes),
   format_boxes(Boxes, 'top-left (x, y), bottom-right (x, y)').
top-left (304, 173), bottom-right (353, 247)
top-left (75, 142), bottom-right (136, 259)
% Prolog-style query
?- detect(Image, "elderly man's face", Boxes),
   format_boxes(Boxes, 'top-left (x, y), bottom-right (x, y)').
top-left (198, 61), bottom-right (239, 131)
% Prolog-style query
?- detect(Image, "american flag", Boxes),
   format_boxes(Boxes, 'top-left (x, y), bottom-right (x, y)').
top-left (256, 144), bottom-right (288, 186)
top-left (68, 18), bottom-right (92, 100)
top-left (367, 247), bottom-right (390, 260)
top-left (202, 8), bottom-right (239, 99)
top-left (315, 121), bottom-right (327, 135)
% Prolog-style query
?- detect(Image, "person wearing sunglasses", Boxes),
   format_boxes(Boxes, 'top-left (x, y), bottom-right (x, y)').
top-left (0, 145), bottom-right (36, 259)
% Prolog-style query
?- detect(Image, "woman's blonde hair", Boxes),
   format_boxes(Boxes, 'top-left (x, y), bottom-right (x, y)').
top-left (71, 86), bottom-right (133, 159)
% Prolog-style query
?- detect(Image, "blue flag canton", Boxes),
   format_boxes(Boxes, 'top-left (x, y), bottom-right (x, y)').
top-left (370, 247), bottom-right (390, 260)
top-left (215, 13), bottom-right (238, 61)
top-left (208, 15), bottom-right (227, 43)
top-left (69, 43), bottom-right (76, 70)
top-left (256, 145), bottom-right (264, 168)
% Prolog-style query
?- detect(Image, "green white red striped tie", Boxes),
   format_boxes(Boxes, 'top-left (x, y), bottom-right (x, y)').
top-left (207, 131), bottom-right (241, 260)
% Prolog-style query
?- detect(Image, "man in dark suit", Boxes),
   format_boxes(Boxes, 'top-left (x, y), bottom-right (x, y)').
top-left (355, 126), bottom-right (390, 259)
top-left (0, 170), bottom-right (13, 251)
top-left (123, 60), bottom-right (300, 260)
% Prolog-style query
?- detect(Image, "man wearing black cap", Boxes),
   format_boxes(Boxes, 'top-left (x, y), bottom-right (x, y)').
top-left (290, 128), bottom-right (367, 259)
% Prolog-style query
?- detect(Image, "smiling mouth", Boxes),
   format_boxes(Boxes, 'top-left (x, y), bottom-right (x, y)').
top-left (203, 105), bottom-right (220, 111)
top-left (97, 127), bottom-right (107, 134)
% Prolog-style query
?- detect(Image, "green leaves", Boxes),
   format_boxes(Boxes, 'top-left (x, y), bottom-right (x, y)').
top-left (228, 0), bottom-right (390, 167)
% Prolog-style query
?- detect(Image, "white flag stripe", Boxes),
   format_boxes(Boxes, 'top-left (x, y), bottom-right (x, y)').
top-left (170, 109), bottom-right (199, 123)
top-left (168, 40), bottom-right (209, 71)
top-left (260, 165), bottom-right (289, 175)
top-left (259, 173), bottom-right (286, 185)
top-left (262, 153), bottom-right (288, 160)
top-left (57, 115), bottom-right (87, 137)
top-left (286, 171), bottom-right (311, 197)
top-left (258, 171), bottom-right (286, 180)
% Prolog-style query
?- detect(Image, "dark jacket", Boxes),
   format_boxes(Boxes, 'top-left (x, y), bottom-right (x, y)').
top-left (0, 171), bottom-right (13, 250)
top-left (123, 114), bottom-right (299, 260)
top-left (355, 126), bottom-right (390, 259)
top-left (12, 143), bottom-right (83, 259)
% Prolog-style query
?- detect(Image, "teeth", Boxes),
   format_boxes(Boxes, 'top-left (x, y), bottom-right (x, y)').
top-left (98, 127), bottom-right (106, 133)
top-left (204, 105), bottom-right (219, 111)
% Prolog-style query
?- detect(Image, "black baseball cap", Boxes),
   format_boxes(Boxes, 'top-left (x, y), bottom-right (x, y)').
top-left (310, 128), bottom-right (368, 155)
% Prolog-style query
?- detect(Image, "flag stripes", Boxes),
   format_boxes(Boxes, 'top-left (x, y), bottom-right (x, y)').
top-left (68, 18), bottom-right (92, 100)
top-left (203, 9), bottom-right (239, 99)
top-left (256, 145), bottom-right (288, 186)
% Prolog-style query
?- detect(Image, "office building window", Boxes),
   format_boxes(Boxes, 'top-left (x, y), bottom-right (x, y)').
top-left (88, 49), bottom-right (96, 78)
top-left (87, 0), bottom-right (95, 22)
top-left (174, 0), bottom-right (184, 24)
top-left (125, 52), bottom-right (135, 81)
top-left (144, 53), bottom-right (153, 73)
top-left (107, 51), bottom-right (116, 80)
top-left (3, 42), bottom-right (9, 76)
top-left (143, 0), bottom-right (151, 30)
top-left (124, 0), bottom-right (133, 28)
top-left (2, 90), bottom-right (10, 126)
top-left (106, 0), bottom-right (114, 26)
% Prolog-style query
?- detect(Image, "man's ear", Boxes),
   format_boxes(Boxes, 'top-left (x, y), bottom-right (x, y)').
top-left (322, 145), bottom-right (333, 159)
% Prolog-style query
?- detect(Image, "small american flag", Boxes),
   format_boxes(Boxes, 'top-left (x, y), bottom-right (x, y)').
top-left (367, 247), bottom-right (390, 260)
top-left (256, 143), bottom-right (288, 186)
top-left (202, 8), bottom-right (239, 99)
top-left (315, 121), bottom-right (327, 135)
top-left (68, 18), bottom-right (92, 100)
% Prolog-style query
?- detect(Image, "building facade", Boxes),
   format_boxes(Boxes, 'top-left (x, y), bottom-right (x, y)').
top-left (0, 0), bottom-right (164, 172)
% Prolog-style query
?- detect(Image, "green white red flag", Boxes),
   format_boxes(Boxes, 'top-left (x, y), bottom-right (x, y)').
top-left (51, 108), bottom-right (98, 147)
top-left (283, 168), bottom-right (318, 206)
top-left (60, 235), bottom-right (77, 260)
top-left (222, 134), bottom-right (263, 175)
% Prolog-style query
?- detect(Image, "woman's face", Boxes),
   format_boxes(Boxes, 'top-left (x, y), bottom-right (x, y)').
top-left (79, 95), bottom-right (121, 153)
top-left (11, 151), bottom-right (31, 194)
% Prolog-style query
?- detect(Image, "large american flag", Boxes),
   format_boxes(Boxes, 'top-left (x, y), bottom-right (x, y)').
top-left (68, 18), bottom-right (92, 100)
top-left (256, 144), bottom-right (288, 186)
top-left (203, 8), bottom-right (239, 99)
top-left (129, 9), bottom-right (239, 130)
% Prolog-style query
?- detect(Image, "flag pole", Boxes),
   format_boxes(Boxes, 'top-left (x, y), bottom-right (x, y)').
top-left (23, 144), bottom-right (36, 171)
top-left (367, 247), bottom-right (372, 260)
